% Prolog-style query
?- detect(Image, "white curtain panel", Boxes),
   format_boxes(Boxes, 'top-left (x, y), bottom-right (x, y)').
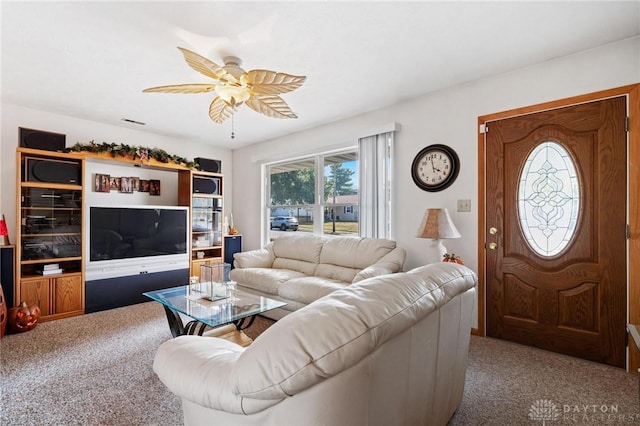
top-left (358, 132), bottom-right (393, 239)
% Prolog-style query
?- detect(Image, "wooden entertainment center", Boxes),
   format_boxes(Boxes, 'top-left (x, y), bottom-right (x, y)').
top-left (15, 147), bottom-right (225, 321)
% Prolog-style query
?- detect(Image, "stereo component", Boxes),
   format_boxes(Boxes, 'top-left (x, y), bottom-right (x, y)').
top-left (19, 127), bottom-right (66, 152)
top-left (194, 157), bottom-right (221, 173)
top-left (193, 176), bottom-right (220, 195)
top-left (24, 157), bottom-right (82, 185)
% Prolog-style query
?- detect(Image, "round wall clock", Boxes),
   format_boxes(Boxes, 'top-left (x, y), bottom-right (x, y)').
top-left (411, 144), bottom-right (460, 192)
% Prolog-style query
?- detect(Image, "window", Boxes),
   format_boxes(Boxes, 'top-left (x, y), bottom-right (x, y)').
top-left (266, 149), bottom-right (358, 237)
top-left (517, 141), bottom-right (580, 257)
top-left (263, 125), bottom-right (396, 243)
top-left (268, 158), bottom-right (316, 233)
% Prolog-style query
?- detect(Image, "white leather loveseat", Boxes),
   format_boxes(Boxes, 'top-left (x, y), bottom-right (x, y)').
top-left (153, 263), bottom-right (477, 426)
top-left (229, 233), bottom-right (406, 319)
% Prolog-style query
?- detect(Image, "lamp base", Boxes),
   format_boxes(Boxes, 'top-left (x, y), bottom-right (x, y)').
top-left (425, 239), bottom-right (446, 264)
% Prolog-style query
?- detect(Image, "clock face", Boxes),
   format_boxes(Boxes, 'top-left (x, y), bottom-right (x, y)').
top-left (411, 144), bottom-right (460, 192)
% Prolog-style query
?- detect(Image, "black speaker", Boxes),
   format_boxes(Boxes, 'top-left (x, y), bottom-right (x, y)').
top-left (195, 157), bottom-right (221, 173)
top-left (24, 157), bottom-right (82, 185)
top-left (224, 235), bottom-right (242, 269)
top-left (193, 176), bottom-right (220, 195)
top-left (0, 246), bottom-right (15, 308)
top-left (19, 127), bottom-right (66, 152)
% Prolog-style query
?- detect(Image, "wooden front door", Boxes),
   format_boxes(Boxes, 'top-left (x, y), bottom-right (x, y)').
top-left (485, 97), bottom-right (627, 367)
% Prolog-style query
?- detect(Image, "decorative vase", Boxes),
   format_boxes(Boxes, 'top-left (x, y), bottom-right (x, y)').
top-left (200, 263), bottom-right (231, 301)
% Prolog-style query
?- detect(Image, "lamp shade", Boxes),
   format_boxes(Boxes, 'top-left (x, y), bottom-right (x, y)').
top-left (416, 208), bottom-right (461, 240)
top-left (0, 214), bottom-right (9, 246)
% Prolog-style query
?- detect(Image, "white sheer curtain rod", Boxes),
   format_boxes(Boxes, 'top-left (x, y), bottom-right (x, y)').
top-left (357, 122), bottom-right (400, 140)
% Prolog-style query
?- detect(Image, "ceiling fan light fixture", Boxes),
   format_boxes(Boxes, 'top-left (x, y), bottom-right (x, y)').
top-left (216, 84), bottom-right (251, 106)
top-left (143, 47), bottom-right (306, 124)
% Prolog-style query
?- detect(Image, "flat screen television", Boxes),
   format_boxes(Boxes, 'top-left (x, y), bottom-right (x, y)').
top-left (86, 205), bottom-right (189, 280)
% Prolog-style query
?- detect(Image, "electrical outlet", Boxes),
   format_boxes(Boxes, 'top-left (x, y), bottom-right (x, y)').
top-left (457, 199), bottom-right (471, 212)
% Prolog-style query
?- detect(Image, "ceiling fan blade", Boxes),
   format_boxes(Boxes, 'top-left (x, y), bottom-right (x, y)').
top-left (178, 47), bottom-right (238, 84)
top-left (245, 95), bottom-right (298, 119)
top-left (209, 96), bottom-right (238, 123)
top-left (143, 83), bottom-right (216, 94)
top-left (244, 70), bottom-right (306, 95)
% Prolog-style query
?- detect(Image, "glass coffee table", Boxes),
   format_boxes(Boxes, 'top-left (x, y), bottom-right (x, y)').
top-left (144, 285), bottom-right (286, 345)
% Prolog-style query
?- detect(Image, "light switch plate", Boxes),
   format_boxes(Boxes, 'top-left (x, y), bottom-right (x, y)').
top-left (457, 199), bottom-right (471, 212)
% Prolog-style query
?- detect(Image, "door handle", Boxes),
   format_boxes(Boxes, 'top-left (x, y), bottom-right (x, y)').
top-left (489, 242), bottom-right (498, 250)
top-left (489, 227), bottom-right (498, 235)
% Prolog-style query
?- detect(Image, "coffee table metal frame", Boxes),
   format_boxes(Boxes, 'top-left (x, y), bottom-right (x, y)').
top-left (144, 285), bottom-right (286, 338)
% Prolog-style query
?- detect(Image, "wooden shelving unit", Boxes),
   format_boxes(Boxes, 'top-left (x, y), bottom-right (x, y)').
top-left (14, 147), bottom-right (225, 321)
top-left (16, 148), bottom-right (85, 321)
top-left (178, 170), bottom-right (224, 279)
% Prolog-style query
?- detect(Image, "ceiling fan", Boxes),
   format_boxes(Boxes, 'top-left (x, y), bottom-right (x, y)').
top-left (143, 47), bottom-right (306, 125)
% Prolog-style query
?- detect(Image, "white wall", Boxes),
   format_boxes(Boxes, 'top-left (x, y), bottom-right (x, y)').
top-left (232, 36), bottom-right (640, 275)
top-left (1, 104), bottom-right (233, 246)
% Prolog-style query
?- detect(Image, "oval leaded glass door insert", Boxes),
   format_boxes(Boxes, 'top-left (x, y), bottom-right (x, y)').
top-left (517, 141), bottom-right (580, 257)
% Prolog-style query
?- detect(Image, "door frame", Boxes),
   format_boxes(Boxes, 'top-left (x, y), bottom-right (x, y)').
top-left (476, 84), bottom-right (640, 371)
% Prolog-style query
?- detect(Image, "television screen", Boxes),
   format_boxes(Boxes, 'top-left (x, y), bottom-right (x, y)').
top-left (90, 206), bottom-right (187, 262)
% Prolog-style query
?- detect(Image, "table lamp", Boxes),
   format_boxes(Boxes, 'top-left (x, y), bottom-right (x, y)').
top-left (416, 208), bottom-right (460, 264)
top-left (0, 215), bottom-right (9, 246)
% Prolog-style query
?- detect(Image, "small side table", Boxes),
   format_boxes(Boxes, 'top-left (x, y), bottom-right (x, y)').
top-left (224, 234), bottom-right (242, 269)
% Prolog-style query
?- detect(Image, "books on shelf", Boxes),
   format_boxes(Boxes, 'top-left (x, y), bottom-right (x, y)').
top-left (43, 263), bottom-right (60, 271)
top-left (36, 268), bottom-right (63, 275)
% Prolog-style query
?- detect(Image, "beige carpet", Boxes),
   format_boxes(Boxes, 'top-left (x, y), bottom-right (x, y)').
top-left (1, 301), bottom-right (638, 425)
top-left (449, 336), bottom-right (639, 425)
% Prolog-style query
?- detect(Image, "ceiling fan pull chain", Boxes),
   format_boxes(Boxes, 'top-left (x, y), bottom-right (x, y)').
top-left (231, 115), bottom-right (235, 139)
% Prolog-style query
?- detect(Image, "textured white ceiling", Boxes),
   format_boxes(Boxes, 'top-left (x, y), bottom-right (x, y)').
top-left (2, 1), bottom-right (639, 149)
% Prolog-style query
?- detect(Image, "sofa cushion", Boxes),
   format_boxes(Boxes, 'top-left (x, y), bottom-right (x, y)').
top-left (272, 234), bottom-right (326, 264)
top-left (232, 246), bottom-right (275, 269)
top-left (352, 249), bottom-right (407, 283)
top-left (232, 263), bottom-right (477, 400)
top-left (272, 258), bottom-right (318, 276)
top-left (278, 276), bottom-right (348, 305)
top-left (229, 268), bottom-right (307, 295)
top-left (314, 264), bottom-right (360, 283)
top-left (319, 237), bottom-right (397, 269)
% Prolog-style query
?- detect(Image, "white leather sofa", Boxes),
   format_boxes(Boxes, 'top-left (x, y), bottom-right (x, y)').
top-left (153, 263), bottom-right (477, 426)
top-left (229, 233), bottom-right (406, 319)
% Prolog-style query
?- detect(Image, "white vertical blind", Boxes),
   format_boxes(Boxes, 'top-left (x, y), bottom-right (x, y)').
top-left (358, 131), bottom-right (393, 238)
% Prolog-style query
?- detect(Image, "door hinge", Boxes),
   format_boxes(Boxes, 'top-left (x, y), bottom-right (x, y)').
top-left (479, 123), bottom-right (488, 134)
top-left (627, 224), bottom-right (631, 239)
top-left (625, 328), bottom-right (629, 347)
top-left (625, 117), bottom-right (629, 132)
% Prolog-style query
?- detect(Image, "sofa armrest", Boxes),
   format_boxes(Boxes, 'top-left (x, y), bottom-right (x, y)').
top-left (352, 247), bottom-right (406, 283)
top-left (154, 335), bottom-right (284, 414)
top-left (233, 245), bottom-right (275, 269)
top-left (153, 336), bottom-right (246, 413)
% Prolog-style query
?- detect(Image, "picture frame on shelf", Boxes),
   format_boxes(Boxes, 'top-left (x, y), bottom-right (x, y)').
top-left (149, 179), bottom-right (161, 196)
top-left (120, 177), bottom-right (134, 193)
top-left (94, 174), bottom-right (110, 193)
top-left (109, 177), bottom-right (120, 191)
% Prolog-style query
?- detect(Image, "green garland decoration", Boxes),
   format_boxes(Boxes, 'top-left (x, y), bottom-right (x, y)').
top-left (66, 141), bottom-right (201, 170)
